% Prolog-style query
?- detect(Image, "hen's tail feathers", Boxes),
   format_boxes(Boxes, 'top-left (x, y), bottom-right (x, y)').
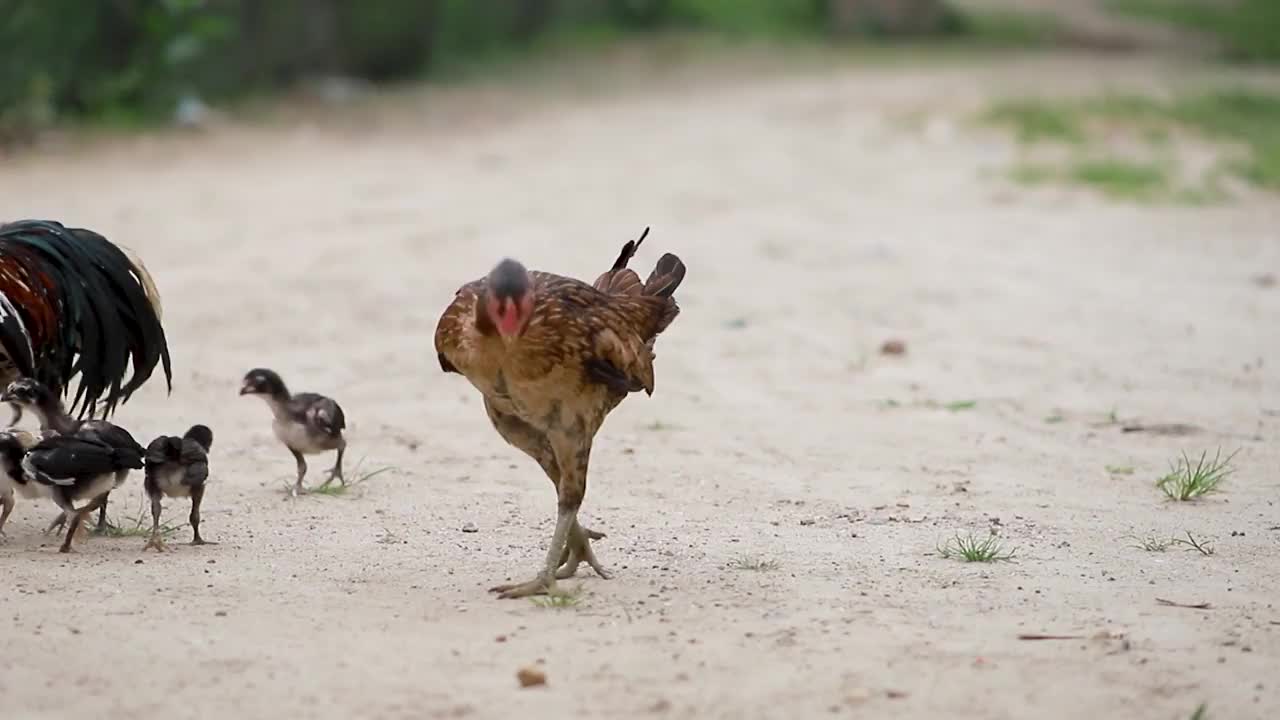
top-left (593, 226), bottom-right (650, 296)
top-left (642, 253), bottom-right (686, 299)
top-left (0, 220), bottom-right (173, 419)
top-left (119, 244), bottom-right (163, 322)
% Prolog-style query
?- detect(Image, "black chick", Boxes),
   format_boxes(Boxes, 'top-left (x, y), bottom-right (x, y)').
top-left (0, 430), bottom-right (42, 537)
top-left (0, 427), bottom-right (144, 552)
top-left (143, 424), bottom-right (214, 551)
top-left (1, 378), bottom-right (131, 533)
top-left (239, 368), bottom-right (346, 497)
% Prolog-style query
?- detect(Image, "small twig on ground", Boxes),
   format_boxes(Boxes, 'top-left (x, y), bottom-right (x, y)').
top-left (1156, 598), bottom-right (1212, 610)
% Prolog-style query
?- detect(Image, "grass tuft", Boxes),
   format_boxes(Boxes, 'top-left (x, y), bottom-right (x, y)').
top-left (983, 88), bottom-right (1280, 199)
top-left (728, 554), bottom-right (780, 571)
top-left (1156, 448), bottom-right (1237, 501)
top-left (1126, 534), bottom-right (1174, 552)
top-left (1067, 159), bottom-right (1170, 201)
top-left (982, 99), bottom-right (1083, 143)
top-left (937, 532), bottom-right (1016, 562)
top-left (100, 493), bottom-right (185, 539)
top-left (1172, 531), bottom-right (1215, 556)
top-left (531, 584), bottom-right (585, 609)
top-left (291, 457), bottom-right (395, 497)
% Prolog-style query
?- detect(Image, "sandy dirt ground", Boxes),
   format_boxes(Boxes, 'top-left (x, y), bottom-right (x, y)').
top-left (0, 52), bottom-right (1277, 720)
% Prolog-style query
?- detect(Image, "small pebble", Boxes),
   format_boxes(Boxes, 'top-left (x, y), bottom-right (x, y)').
top-left (461, 522), bottom-right (479, 534)
top-left (517, 667), bottom-right (546, 688)
top-left (880, 339), bottom-right (907, 356)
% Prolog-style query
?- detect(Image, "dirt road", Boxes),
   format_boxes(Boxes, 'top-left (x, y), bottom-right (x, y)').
top-left (0, 52), bottom-right (1276, 719)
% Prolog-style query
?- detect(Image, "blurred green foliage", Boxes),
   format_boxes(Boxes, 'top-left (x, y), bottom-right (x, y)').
top-left (1107, 0), bottom-right (1280, 61)
top-left (0, 0), bottom-right (1023, 130)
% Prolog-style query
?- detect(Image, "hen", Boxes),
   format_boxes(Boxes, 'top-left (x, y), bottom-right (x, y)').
top-left (434, 228), bottom-right (686, 598)
top-left (0, 219), bottom-right (171, 423)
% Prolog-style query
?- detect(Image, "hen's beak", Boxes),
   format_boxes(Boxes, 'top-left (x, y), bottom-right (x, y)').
top-left (238, 382), bottom-right (252, 396)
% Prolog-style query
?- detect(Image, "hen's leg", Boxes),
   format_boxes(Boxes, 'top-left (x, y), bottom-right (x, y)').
top-left (0, 491), bottom-right (13, 539)
top-left (143, 493), bottom-right (167, 552)
top-left (291, 449), bottom-right (308, 497)
top-left (491, 438), bottom-right (592, 599)
top-left (483, 400), bottom-right (610, 584)
top-left (189, 485), bottom-right (214, 545)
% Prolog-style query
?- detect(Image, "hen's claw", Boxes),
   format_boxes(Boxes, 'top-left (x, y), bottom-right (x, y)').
top-left (490, 574), bottom-right (555, 599)
top-left (555, 524), bottom-right (611, 580)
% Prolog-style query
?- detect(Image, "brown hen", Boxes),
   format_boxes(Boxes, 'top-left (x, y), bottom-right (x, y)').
top-left (434, 228), bottom-right (686, 598)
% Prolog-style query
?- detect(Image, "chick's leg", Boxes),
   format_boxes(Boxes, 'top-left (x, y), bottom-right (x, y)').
top-left (59, 494), bottom-right (106, 554)
top-left (189, 485), bottom-right (214, 545)
top-left (92, 491), bottom-right (112, 534)
top-left (143, 493), bottom-right (167, 552)
top-left (45, 512), bottom-right (67, 535)
top-left (0, 491), bottom-right (14, 539)
top-left (290, 450), bottom-right (308, 497)
top-left (322, 442), bottom-right (346, 488)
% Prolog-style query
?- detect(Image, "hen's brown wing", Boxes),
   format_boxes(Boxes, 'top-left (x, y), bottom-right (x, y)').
top-left (434, 279), bottom-right (485, 375)
top-left (516, 273), bottom-right (680, 396)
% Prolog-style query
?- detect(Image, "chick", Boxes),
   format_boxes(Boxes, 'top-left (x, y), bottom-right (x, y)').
top-left (0, 430), bottom-right (42, 538)
top-left (1, 378), bottom-right (130, 533)
top-left (0, 426), bottom-right (144, 552)
top-left (238, 368), bottom-right (346, 497)
top-left (143, 424), bottom-right (214, 551)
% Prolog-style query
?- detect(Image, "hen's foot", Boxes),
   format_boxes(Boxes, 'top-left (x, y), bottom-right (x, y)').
top-left (143, 534), bottom-right (168, 552)
top-left (489, 573), bottom-right (555, 599)
top-left (555, 525), bottom-right (612, 580)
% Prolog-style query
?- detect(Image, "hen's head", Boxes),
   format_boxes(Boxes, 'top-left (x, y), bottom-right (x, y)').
top-left (484, 259), bottom-right (534, 340)
top-left (239, 368), bottom-right (287, 398)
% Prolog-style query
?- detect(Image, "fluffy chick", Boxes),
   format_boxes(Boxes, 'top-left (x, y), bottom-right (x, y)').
top-left (143, 424), bottom-right (214, 551)
top-left (239, 368), bottom-right (346, 497)
top-left (0, 427), bottom-right (144, 552)
top-left (1, 378), bottom-right (131, 533)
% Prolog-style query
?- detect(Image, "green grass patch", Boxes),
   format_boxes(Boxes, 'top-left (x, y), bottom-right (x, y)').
top-left (1067, 159), bottom-right (1170, 200)
top-left (1106, 0), bottom-right (1280, 62)
top-left (984, 88), bottom-right (1280, 199)
top-left (937, 533), bottom-right (1016, 562)
top-left (728, 554), bottom-right (780, 571)
top-left (982, 99), bottom-right (1084, 143)
top-left (1156, 448), bottom-right (1237, 501)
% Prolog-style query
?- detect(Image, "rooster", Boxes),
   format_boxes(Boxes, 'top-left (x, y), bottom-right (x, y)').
top-left (0, 219), bottom-right (171, 424)
top-left (434, 227), bottom-right (686, 598)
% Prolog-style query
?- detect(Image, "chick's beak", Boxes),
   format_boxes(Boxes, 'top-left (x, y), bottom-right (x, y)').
top-left (238, 382), bottom-right (252, 396)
